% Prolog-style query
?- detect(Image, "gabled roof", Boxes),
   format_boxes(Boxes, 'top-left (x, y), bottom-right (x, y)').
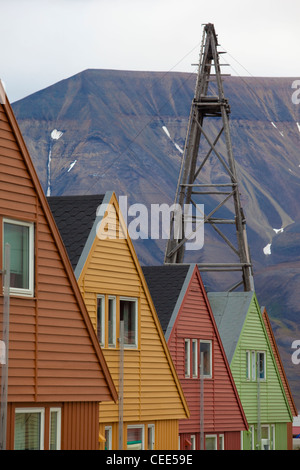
top-left (143, 263), bottom-right (248, 429)
top-left (207, 291), bottom-right (253, 364)
top-left (142, 265), bottom-right (192, 340)
top-left (0, 81), bottom-right (117, 403)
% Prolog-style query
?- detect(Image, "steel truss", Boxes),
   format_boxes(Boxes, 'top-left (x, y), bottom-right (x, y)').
top-left (164, 23), bottom-right (254, 292)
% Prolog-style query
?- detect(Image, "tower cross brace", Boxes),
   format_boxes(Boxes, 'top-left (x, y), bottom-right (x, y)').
top-left (164, 23), bottom-right (254, 292)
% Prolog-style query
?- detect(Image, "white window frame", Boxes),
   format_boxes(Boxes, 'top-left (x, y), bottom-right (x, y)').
top-left (120, 297), bottom-right (138, 349)
top-left (219, 434), bottom-right (224, 450)
top-left (97, 295), bottom-right (105, 346)
top-left (192, 339), bottom-right (198, 378)
top-left (3, 218), bottom-right (34, 297)
top-left (246, 350), bottom-right (251, 380)
top-left (185, 339), bottom-right (191, 378)
top-left (108, 296), bottom-right (116, 347)
top-left (261, 424), bottom-right (270, 450)
top-left (127, 424), bottom-right (144, 450)
top-left (251, 350), bottom-right (256, 381)
top-left (205, 434), bottom-right (217, 450)
top-left (147, 424), bottom-right (155, 450)
top-left (257, 351), bottom-right (266, 381)
top-left (200, 340), bottom-right (212, 378)
top-left (105, 426), bottom-right (112, 450)
top-left (14, 407), bottom-right (45, 450)
top-left (271, 424), bottom-right (275, 450)
top-left (49, 407), bottom-right (61, 450)
top-left (190, 434), bottom-right (196, 450)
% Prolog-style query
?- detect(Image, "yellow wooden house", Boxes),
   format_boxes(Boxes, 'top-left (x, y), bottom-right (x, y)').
top-left (48, 191), bottom-right (189, 450)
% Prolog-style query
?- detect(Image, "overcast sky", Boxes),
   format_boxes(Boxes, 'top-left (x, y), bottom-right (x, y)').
top-left (1, 0), bottom-right (299, 102)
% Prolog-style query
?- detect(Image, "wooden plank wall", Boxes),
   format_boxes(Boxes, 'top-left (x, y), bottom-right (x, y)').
top-left (230, 297), bottom-right (291, 425)
top-left (78, 200), bottom-right (187, 448)
top-left (0, 102), bottom-right (113, 404)
top-left (168, 270), bottom-right (246, 435)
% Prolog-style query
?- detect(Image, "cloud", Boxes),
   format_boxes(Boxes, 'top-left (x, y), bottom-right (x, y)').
top-left (1, 0), bottom-right (299, 102)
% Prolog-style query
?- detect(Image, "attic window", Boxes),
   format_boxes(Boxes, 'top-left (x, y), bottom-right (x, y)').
top-left (200, 340), bottom-right (212, 378)
top-left (97, 295), bottom-right (138, 349)
top-left (120, 298), bottom-right (138, 348)
top-left (3, 219), bottom-right (34, 296)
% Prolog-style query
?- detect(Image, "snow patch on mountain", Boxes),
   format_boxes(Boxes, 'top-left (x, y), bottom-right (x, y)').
top-left (162, 125), bottom-right (183, 154)
top-left (67, 160), bottom-right (77, 172)
top-left (51, 129), bottom-right (63, 140)
top-left (263, 243), bottom-right (272, 255)
top-left (271, 121), bottom-right (284, 137)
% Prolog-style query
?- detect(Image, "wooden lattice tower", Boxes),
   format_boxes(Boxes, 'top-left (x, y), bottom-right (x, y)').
top-left (164, 23), bottom-right (254, 292)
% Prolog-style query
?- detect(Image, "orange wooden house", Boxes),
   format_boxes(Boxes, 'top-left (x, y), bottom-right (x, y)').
top-left (0, 82), bottom-right (117, 450)
top-left (48, 192), bottom-right (190, 450)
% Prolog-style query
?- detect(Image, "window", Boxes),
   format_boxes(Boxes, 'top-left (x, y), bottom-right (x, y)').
top-left (105, 426), bottom-right (112, 450)
top-left (246, 350), bottom-right (250, 380)
top-left (252, 350), bottom-right (256, 380)
top-left (261, 425), bottom-right (270, 450)
top-left (219, 434), bottom-right (224, 450)
top-left (271, 425), bottom-right (275, 450)
top-left (205, 435), bottom-right (217, 450)
top-left (120, 298), bottom-right (138, 348)
top-left (49, 408), bottom-right (61, 450)
top-left (3, 219), bottom-right (34, 296)
top-left (14, 408), bottom-right (45, 450)
top-left (148, 424), bottom-right (155, 450)
top-left (246, 350), bottom-right (266, 381)
top-left (97, 295), bottom-right (105, 346)
top-left (200, 340), bottom-right (212, 377)
top-left (108, 296), bottom-right (116, 347)
top-left (185, 339), bottom-right (190, 377)
top-left (14, 407), bottom-right (61, 450)
top-left (258, 351), bottom-right (266, 380)
top-left (99, 295), bottom-right (138, 349)
top-left (127, 425), bottom-right (144, 450)
top-left (190, 435), bottom-right (196, 450)
top-left (192, 339), bottom-right (198, 378)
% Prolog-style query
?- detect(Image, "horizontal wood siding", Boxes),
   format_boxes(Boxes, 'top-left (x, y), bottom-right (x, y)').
top-left (79, 199), bottom-right (187, 433)
top-left (169, 271), bottom-right (246, 435)
top-left (231, 297), bottom-right (291, 424)
top-left (0, 102), bottom-right (113, 405)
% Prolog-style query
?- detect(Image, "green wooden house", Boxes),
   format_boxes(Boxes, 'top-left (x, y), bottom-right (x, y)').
top-left (207, 291), bottom-right (294, 450)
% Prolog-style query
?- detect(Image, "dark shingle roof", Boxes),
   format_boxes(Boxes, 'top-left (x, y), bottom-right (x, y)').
top-left (47, 194), bottom-right (105, 269)
top-left (142, 265), bottom-right (192, 336)
top-left (207, 291), bottom-right (253, 364)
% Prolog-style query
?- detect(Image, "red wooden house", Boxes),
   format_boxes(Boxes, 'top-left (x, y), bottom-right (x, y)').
top-left (0, 82), bottom-right (117, 450)
top-left (142, 264), bottom-right (248, 450)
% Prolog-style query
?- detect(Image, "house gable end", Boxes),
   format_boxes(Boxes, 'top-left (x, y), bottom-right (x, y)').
top-left (0, 85), bottom-right (116, 403)
top-left (54, 192), bottom-right (190, 422)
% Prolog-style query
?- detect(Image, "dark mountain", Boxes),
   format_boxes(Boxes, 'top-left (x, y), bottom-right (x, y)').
top-left (12, 69), bottom-right (300, 408)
